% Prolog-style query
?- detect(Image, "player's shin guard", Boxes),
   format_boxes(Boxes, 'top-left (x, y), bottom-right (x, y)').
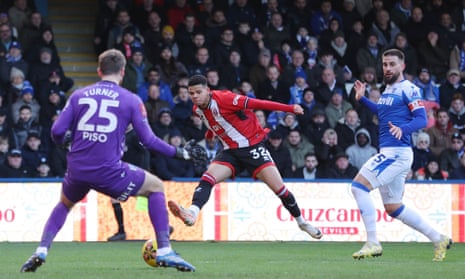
top-left (276, 186), bottom-right (301, 217)
top-left (40, 202), bottom-right (70, 249)
top-left (191, 172), bottom-right (216, 209)
top-left (148, 192), bottom-right (170, 249)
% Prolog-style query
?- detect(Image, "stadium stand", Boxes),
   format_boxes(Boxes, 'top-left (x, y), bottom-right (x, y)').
top-left (1, 0), bottom-right (464, 179)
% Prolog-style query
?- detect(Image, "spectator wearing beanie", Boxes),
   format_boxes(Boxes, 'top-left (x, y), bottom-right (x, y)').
top-left (0, 40), bottom-right (29, 85)
top-left (11, 83), bottom-right (40, 123)
top-left (122, 45), bottom-right (153, 93)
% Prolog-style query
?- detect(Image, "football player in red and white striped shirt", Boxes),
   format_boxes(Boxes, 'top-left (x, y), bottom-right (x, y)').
top-left (168, 74), bottom-right (323, 240)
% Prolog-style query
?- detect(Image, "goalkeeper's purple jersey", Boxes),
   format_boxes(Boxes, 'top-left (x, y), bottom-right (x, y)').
top-left (51, 80), bottom-right (175, 176)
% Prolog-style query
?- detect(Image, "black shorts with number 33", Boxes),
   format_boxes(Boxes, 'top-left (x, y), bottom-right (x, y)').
top-left (212, 142), bottom-right (275, 178)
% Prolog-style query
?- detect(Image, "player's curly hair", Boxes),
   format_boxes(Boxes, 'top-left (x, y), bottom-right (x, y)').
top-left (188, 74), bottom-right (208, 87)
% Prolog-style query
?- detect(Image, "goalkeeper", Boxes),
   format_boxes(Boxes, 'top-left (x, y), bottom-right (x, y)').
top-left (20, 49), bottom-right (195, 273)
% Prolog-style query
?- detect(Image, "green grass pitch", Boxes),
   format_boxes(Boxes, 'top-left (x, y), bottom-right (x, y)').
top-left (2, 241), bottom-right (464, 279)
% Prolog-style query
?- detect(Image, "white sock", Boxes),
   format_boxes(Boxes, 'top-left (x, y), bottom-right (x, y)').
top-left (35, 247), bottom-right (48, 257)
top-left (352, 186), bottom-right (378, 244)
top-left (395, 206), bottom-right (442, 242)
top-left (295, 215), bottom-right (305, 225)
top-left (157, 247), bottom-right (172, 256)
top-left (188, 205), bottom-right (200, 220)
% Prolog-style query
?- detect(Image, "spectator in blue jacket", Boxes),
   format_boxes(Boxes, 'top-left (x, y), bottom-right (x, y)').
top-left (311, 0), bottom-right (343, 36)
top-left (137, 67), bottom-right (174, 107)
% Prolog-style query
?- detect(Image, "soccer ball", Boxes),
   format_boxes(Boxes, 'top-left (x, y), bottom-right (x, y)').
top-left (142, 239), bottom-right (158, 267)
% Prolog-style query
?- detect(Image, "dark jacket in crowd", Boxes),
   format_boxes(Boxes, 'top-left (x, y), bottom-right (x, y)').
top-left (0, 158), bottom-right (34, 178)
top-left (265, 139), bottom-right (294, 178)
top-left (154, 154), bottom-right (194, 180)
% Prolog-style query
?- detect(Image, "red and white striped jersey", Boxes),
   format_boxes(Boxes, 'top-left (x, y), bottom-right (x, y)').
top-left (193, 90), bottom-right (295, 149)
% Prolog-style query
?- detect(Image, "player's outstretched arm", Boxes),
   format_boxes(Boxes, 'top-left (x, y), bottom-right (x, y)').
top-left (246, 97), bottom-right (300, 114)
top-left (292, 104), bottom-right (304, 115)
top-left (130, 102), bottom-right (194, 160)
top-left (129, 100), bottom-right (177, 157)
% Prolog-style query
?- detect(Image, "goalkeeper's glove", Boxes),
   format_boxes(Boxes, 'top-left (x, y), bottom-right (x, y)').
top-left (175, 146), bottom-right (191, 160)
top-left (184, 139), bottom-right (208, 165)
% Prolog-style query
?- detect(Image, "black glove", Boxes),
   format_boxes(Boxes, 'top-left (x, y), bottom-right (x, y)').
top-left (184, 140), bottom-right (209, 166)
top-left (184, 139), bottom-right (196, 152)
top-left (175, 146), bottom-right (190, 160)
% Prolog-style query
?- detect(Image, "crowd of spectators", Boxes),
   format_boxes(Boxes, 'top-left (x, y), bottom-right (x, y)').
top-left (1, 0), bottom-right (465, 180)
top-left (0, 0), bottom-right (73, 178)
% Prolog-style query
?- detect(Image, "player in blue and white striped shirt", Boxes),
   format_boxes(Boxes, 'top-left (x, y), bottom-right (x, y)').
top-left (351, 49), bottom-right (452, 261)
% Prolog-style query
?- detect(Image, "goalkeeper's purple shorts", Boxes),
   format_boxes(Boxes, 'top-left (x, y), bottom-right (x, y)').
top-left (62, 162), bottom-right (146, 203)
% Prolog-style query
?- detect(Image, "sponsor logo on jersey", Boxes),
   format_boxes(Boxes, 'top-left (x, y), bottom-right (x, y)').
top-left (117, 181), bottom-right (136, 201)
top-left (378, 96), bottom-right (394, 106)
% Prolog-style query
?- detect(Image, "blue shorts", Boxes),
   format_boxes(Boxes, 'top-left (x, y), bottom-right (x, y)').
top-left (62, 162), bottom-right (146, 203)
